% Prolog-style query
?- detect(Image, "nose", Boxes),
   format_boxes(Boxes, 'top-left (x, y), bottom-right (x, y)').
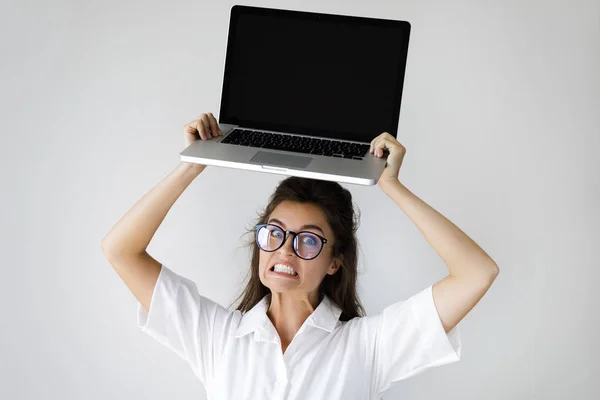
top-left (277, 232), bottom-right (296, 256)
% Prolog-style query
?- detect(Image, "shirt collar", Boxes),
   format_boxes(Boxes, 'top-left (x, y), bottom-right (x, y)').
top-left (234, 293), bottom-right (343, 340)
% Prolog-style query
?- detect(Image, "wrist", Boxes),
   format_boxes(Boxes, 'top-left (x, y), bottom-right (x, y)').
top-left (179, 162), bottom-right (206, 175)
top-left (378, 177), bottom-right (402, 193)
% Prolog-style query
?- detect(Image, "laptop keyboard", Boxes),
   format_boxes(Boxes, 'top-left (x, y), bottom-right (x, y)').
top-left (221, 129), bottom-right (370, 160)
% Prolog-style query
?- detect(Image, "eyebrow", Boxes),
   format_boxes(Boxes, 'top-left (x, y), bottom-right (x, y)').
top-left (267, 218), bottom-right (325, 236)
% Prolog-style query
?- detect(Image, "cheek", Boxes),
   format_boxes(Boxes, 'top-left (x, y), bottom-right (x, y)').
top-left (258, 253), bottom-right (268, 271)
top-left (305, 261), bottom-right (330, 279)
top-left (258, 251), bottom-right (280, 274)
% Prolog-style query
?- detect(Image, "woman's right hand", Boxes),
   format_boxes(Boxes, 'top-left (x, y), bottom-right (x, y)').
top-left (184, 112), bottom-right (223, 149)
top-left (182, 112), bottom-right (223, 172)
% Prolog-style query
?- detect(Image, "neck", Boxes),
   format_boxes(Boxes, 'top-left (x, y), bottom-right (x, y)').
top-left (266, 290), bottom-right (321, 344)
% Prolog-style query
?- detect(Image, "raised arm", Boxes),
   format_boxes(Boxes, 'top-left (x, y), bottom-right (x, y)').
top-left (101, 162), bottom-right (205, 311)
top-left (371, 132), bottom-right (499, 333)
top-left (381, 179), bottom-right (499, 332)
top-left (101, 112), bottom-right (221, 311)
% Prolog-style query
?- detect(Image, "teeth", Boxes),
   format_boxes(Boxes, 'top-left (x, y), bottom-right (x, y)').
top-left (273, 264), bottom-right (297, 276)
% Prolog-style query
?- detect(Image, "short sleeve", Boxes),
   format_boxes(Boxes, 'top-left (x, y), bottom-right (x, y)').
top-left (360, 284), bottom-right (462, 397)
top-left (137, 264), bottom-right (234, 385)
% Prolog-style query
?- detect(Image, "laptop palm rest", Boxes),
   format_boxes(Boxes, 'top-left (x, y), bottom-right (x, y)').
top-left (250, 151), bottom-right (313, 169)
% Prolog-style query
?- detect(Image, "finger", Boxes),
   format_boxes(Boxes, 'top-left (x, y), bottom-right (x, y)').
top-left (200, 114), bottom-right (215, 138)
top-left (373, 137), bottom-right (393, 157)
top-left (370, 132), bottom-right (386, 153)
top-left (374, 138), bottom-right (384, 157)
top-left (371, 136), bottom-right (383, 154)
top-left (370, 137), bottom-right (378, 153)
top-left (197, 118), bottom-right (208, 140)
top-left (208, 112), bottom-right (221, 136)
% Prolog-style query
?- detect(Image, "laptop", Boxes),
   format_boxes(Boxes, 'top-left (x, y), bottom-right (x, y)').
top-left (180, 5), bottom-right (411, 186)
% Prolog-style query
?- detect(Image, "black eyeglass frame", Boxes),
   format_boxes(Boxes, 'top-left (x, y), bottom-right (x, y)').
top-left (255, 223), bottom-right (330, 260)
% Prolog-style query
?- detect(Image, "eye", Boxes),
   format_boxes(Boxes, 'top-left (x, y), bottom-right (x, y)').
top-left (301, 235), bottom-right (318, 246)
top-left (271, 230), bottom-right (283, 238)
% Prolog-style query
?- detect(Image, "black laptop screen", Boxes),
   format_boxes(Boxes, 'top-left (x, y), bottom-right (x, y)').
top-left (219, 5), bottom-right (411, 143)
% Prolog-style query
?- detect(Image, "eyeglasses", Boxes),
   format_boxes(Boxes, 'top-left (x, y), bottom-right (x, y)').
top-left (255, 223), bottom-right (330, 260)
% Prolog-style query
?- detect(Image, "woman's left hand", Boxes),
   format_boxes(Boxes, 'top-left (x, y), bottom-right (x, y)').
top-left (370, 132), bottom-right (406, 190)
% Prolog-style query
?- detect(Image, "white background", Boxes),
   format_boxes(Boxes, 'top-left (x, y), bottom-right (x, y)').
top-left (1, 0), bottom-right (598, 399)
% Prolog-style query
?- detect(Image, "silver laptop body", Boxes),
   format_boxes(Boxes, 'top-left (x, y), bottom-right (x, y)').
top-left (180, 5), bottom-right (411, 186)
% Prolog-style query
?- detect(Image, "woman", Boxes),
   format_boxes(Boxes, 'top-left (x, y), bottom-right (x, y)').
top-left (101, 112), bottom-right (499, 399)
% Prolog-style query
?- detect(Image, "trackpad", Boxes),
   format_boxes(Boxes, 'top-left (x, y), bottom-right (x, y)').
top-left (249, 151), bottom-right (313, 169)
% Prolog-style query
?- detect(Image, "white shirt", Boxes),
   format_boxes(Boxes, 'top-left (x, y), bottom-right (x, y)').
top-left (137, 264), bottom-right (462, 399)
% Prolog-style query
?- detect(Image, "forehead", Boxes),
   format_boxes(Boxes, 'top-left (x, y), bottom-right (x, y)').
top-left (269, 201), bottom-right (330, 231)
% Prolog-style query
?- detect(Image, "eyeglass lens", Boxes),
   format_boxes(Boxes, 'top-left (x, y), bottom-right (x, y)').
top-left (257, 225), bottom-right (322, 259)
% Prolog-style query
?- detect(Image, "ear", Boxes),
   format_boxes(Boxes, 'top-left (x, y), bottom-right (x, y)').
top-left (327, 255), bottom-right (343, 275)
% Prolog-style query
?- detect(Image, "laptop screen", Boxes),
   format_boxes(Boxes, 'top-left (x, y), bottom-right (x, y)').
top-left (219, 5), bottom-right (411, 143)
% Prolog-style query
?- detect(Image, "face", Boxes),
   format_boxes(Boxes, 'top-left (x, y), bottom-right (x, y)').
top-left (258, 200), bottom-right (341, 298)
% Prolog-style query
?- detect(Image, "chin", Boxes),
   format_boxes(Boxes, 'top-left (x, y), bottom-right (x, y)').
top-left (261, 275), bottom-right (301, 294)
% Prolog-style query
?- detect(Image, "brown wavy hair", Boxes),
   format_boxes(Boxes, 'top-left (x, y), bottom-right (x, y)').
top-left (229, 176), bottom-right (366, 321)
